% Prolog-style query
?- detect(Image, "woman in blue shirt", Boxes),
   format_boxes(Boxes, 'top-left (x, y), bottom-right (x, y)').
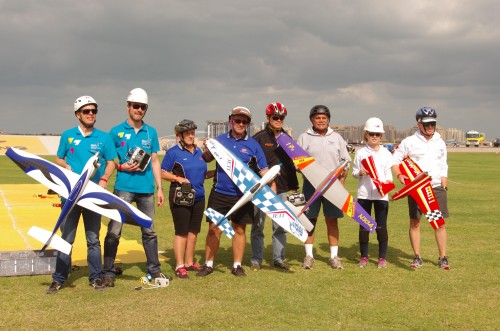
top-left (161, 120), bottom-right (213, 279)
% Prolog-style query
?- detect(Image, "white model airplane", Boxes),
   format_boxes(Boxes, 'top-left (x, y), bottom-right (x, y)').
top-left (204, 138), bottom-right (313, 242)
top-left (6, 147), bottom-right (153, 254)
top-left (277, 134), bottom-right (377, 233)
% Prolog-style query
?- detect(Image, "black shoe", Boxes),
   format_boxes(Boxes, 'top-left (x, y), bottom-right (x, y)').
top-left (231, 265), bottom-right (246, 277)
top-left (196, 264), bottom-right (214, 277)
top-left (152, 272), bottom-right (173, 281)
top-left (46, 281), bottom-right (62, 294)
top-left (90, 278), bottom-right (106, 291)
top-left (274, 261), bottom-right (291, 271)
top-left (103, 275), bottom-right (115, 287)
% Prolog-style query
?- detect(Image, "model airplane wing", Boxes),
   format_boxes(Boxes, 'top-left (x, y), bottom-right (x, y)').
top-left (360, 156), bottom-right (395, 196)
top-left (392, 157), bottom-right (445, 230)
top-left (277, 134), bottom-right (377, 233)
top-left (5, 148), bottom-right (153, 229)
top-left (205, 138), bottom-right (311, 242)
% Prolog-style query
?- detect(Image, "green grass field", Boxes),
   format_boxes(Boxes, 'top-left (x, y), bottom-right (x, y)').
top-left (1, 152), bottom-right (499, 330)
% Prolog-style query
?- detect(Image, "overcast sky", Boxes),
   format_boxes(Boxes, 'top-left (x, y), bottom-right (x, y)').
top-left (1, 1), bottom-right (499, 139)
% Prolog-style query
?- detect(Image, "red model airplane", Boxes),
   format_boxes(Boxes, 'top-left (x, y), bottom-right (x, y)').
top-left (361, 155), bottom-right (395, 196)
top-left (391, 157), bottom-right (445, 230)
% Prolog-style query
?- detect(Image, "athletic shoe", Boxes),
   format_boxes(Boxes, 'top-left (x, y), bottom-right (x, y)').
top-left (303, 255), bottom-right (315, 269)
top-left (358, 257), bottom-right (369, 268)
top-left (175, 267), bottom-right (189, 279)
top-left (185, 264), bottom-right (202, 272)
top-left (90, 278), bottom-right (106, 291)
top-left (438, 256), bottom-right (450, 270)
top-left (103, 275), bottom-right (115, 287)
top-left (377, 258), bottom-right (387, 269)
top-left (46, 281), bottom-right (62, 294)
top-left (196, 265), bottom-right (214, 277)
top-left (410, 256), bottom-right (424, 269)
top-left (231, 265), bottom-right (246, 277)
top-left (329, 256), bottom-right (344, 270)
top-left (152, 272), bottom-right (173, 281)
top-left (274, 261), bottom-right (291, 271)
top-left (250, 263), bottom-right (261, 272)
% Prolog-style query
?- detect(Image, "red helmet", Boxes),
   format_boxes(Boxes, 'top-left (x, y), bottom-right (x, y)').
top-left (266, 103), bottom-right (287, 117)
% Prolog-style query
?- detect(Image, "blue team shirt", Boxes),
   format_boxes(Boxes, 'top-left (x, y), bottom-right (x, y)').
top-left (161, 143), bottom-right (207, 201)
top-left (110, 120), bottom-right (160, 194)
top-left (57, 126), bottom-right (116, 184)
top-left (213, 132), bottom-right (268, 196)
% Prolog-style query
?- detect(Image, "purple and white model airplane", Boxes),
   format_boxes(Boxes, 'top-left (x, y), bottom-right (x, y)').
top-left (6, 147), bottom-right (153, 255)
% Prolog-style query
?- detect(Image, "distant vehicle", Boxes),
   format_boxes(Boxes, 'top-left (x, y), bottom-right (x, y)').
top-left (384, 144), bottom-right (395, 153)
top-left (465, 130), bottom-right (485, 147)
top-left (493, 138), bottom-right (500, 148)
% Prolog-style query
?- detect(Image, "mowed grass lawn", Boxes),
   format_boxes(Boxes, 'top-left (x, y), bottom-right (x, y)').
top-left (0, 152), bottom-right (499, 330)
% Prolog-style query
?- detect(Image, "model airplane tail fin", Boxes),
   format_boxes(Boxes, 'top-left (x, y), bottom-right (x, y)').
top-left (204, 208), bottom-right (235, 239)
top-left (28, 226), bottom-right (72, 255)
top-left (284, 201), bottom-right (314, 231)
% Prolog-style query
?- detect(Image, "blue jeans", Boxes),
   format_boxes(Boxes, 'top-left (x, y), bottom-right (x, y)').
top-left (52, 203), bottom-right (102, 284)
top-left (250, 192), bottom-right (288, 264)
top-left (103, 190), bottom-right (161, 276)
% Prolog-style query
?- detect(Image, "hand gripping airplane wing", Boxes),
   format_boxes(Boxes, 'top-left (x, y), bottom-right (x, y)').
top-left (205, 139), bottom-right (311, 242)
top-left (277, 134), bottom-right (377, 233)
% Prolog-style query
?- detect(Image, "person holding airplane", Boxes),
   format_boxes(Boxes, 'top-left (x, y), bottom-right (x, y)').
top-left (102, 88), bottom-right (170, 287)
top-left (161, 119), bottom-right (214, 279)
top-left (250, 102), bottom-right (299, 271)
top-left (352, 117), bottom-right (394, 268)
top-left (392, 107), bottom-right (450, 270)
top-left (297, 105), bottom-right (351, 270)
top-left (46, 96), bottom-right (116, 294)
top-left (197, 107), bottom-right (269, 277)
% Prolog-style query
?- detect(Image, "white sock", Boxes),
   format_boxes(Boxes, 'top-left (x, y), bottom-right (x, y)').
top-left (330, 246), bottom-right (339, 258)
top-left (233, 262), bottom-right (241, 268)
top-left (305, 244), bottom-right (314, 257)
top-left (206, 260), bottom-right (214, 268)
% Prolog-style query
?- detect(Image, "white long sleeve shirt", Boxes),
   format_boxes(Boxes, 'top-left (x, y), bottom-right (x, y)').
top-left (353, 145), bottom-right (394, 201)
top-left (392, 131), bottom-right (448, 188)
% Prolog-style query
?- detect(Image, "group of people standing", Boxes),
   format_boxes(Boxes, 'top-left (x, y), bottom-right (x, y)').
top-left (46, 90), bottom-right (450, 294)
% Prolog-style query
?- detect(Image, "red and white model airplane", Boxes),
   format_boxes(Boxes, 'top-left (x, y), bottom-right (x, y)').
top-left (361, 155), bottom-right (395, 196)
top-left (391, 157), bottom-right (445, 230)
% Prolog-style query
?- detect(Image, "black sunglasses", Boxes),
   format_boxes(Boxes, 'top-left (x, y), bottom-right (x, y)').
top-left (233, 118), bottom-right (249, 125)
top-left (271, 116), bottom-right (285, 121)
top-left (131, 103), bottom-right (148, 111)
top-left (368, 132), bottom-right (382, 137)
top-left (81, 108), bottom-right (98, 115)
top-left (422, 122), bottom-right (436, 127)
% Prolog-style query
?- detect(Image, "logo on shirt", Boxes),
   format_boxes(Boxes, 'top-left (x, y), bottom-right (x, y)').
top-left (240, 148), bottom-right (249, 154)
top-left (118, 132), bottom-right (125, 138)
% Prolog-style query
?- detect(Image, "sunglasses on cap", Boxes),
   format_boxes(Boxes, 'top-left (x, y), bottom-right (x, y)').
top-left (233, 118), bottom-right (249, 125)
top-left (81, 108), bottom-right (98, 115)
top-left (271, 116), bottom-right (285, 121)
top-left (422, 121), bottom-right (436, 127)
top-left (368, 132), bottom-right (382, 137)
top-left (130, 103), bottom-right (148, 111)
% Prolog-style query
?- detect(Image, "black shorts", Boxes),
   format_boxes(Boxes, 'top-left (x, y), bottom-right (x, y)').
top-left (408, 186), bottom-right (449, 220)
top-left (206, 189), bottom-right (254, 225)
top-left (169, 197), bottom-right (205, 236)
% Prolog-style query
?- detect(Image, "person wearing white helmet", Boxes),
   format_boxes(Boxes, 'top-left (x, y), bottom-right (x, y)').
top-left (102, 88), bottom-right (171, 287)
top-left (46, 96), bottom-right (117, 294)
top-left (297, 105), bottom-right (351, 270)
top-left (250, 102), bottom-right (298, 271)
top-left (392, 107), bottom-right (450, 270)
top-left (196, 106), bottom-right (270, 277)
top-left (352, 117), bottom-right (394, 268)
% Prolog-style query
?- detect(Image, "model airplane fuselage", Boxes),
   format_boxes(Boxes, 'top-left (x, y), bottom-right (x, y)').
top-left (277, 134), bottom-right (377, 233)
top-left (6, 147), bottom-right (153, 254)
top-left (205, 138), bottom-right (313, 242)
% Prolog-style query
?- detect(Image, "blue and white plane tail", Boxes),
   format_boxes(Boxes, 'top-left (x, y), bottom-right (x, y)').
top-left (204, 208), bottom-right (235, 239)
top-left (28, 226), bottom-right (72, 255)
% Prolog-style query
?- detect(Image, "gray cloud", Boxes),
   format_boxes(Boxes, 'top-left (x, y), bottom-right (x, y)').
top-left (1, 1), bottom-right (499, 139)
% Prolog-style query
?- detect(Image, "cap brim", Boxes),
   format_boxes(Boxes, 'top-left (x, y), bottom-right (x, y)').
top-left (421, 117), bottom-right (437, 123)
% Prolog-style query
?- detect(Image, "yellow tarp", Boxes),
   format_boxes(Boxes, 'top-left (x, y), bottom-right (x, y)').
top-left (0, 184), bottom-right (155, 266)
